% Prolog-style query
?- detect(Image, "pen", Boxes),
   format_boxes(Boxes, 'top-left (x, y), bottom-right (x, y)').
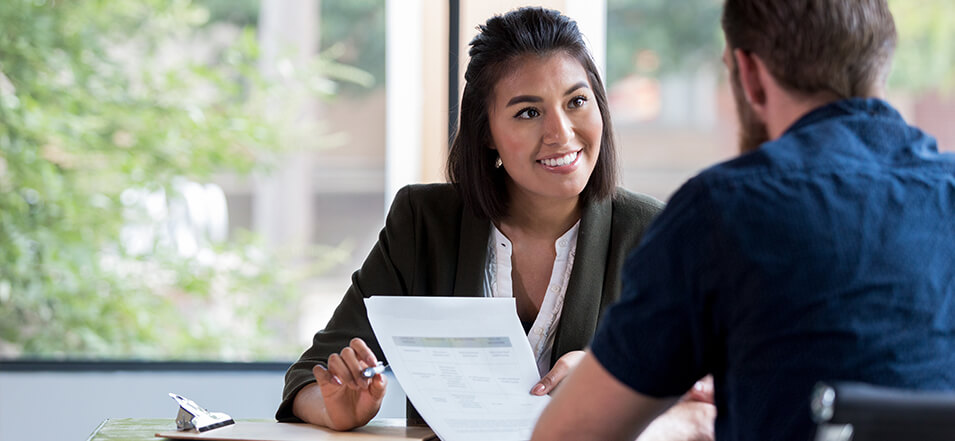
top-left (361, 361), bottom-right (387, 378)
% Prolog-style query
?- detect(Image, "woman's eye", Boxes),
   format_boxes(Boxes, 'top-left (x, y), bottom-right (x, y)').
top-left (569, 96), bottom-right (587, 108)
top-left (514, 107), bottom-right (540, 119)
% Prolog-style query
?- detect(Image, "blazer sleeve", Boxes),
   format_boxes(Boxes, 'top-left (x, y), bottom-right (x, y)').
top-left (275, 185), bottom-right (418, 422)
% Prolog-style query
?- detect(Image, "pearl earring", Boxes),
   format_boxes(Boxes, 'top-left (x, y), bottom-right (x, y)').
top-left (494, 156), bottom-right (503, 169)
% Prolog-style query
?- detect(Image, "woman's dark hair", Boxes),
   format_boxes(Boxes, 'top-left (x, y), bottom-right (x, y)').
top-left (447, 7), bottom-right (618, 221)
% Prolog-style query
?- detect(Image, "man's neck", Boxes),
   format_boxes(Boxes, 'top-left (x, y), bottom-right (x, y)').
top-left (765, 90), bottom-right (842, 140)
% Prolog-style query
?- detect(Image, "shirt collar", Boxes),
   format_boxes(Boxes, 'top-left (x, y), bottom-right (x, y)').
top-left (784, 97), bottom-right (901, 135)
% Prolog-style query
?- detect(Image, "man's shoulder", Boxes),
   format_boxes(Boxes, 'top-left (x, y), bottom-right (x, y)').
top-left (688, 133), bottom-right (851, 192)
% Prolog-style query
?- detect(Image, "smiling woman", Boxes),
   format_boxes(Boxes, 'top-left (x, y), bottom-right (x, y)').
top-left (488, 53), bottom-right (603, 211)
top-left (278, 7), bottom-right (711, 440)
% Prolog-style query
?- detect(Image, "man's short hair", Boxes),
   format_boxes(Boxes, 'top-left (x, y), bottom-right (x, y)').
top-left (722, 0), bottom-right (897, 99)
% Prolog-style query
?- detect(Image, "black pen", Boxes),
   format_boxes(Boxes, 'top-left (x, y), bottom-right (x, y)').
top-left (361, 361), bottom-right (387, 378)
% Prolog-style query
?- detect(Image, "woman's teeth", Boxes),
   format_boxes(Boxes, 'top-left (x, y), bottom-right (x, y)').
top-left (539, 151), bottom-right (578, 167)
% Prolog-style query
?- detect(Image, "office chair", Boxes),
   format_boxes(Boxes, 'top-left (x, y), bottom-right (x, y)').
top-left (811, 381), bottom-right (955, 441)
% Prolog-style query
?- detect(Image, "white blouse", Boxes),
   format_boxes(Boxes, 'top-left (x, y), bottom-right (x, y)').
top-left (483, 221), bottom-right (580, 376)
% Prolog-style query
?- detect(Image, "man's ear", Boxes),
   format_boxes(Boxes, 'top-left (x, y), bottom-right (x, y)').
top-left (733, 49), bottom-right (768, 116)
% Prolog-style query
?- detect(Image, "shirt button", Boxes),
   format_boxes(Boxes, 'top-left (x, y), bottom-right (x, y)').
top-left (558, 239), bottom-right (568, 247)
top-left (549, 285), bottom-right (559, 292)
top-left (535, 328), bottom-right (545, 336)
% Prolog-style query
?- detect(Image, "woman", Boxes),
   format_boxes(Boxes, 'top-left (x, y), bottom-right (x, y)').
top-left (277, 7), bottom-right (709, 436)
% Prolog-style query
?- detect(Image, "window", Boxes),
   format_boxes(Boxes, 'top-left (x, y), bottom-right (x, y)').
top-left (3, 0), bottom-right (952, 363)
top-left (606, 0), bottom-right (729, 200)
top-left (0, 0), bottom-right (388, 362)
top-left (607, 0), bottom-right (955, 202)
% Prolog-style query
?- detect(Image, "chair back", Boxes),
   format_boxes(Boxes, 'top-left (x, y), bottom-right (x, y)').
top-left (811, 382), bottom-right (955, 441)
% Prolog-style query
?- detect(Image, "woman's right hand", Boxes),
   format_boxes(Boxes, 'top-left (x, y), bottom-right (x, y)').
top-left (293, 338), bottom-right (388, 431)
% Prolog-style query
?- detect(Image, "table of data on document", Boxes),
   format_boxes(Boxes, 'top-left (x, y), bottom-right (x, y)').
top-left (391, 336), bottom-right (545, 437)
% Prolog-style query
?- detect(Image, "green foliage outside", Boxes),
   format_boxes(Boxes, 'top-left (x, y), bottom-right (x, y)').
top-left (606, 0), bottom-right (723, 84)
top-left (320, 0), bottom-right (386, 95)
top-left (196, 0), bottom-right (385, 95)
top-left (606, 0), bottom-right (955, 94)
top-left (889, 0), bottom-right (955, 93)
top-left (0, 0), bottom-right (361, 360)
top-left (197, 0), bottom-right (260, 28)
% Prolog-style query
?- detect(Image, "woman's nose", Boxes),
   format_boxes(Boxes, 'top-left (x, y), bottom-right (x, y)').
top-left (542, 111), bottom-right (573, 146)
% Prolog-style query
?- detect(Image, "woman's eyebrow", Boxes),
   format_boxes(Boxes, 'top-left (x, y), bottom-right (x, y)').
top-left (563, 82), bottom-right (589, 95)
top-left (506, 95), bottom-right (541, 107)
top-left (505, 82), bottom-right (591, 107)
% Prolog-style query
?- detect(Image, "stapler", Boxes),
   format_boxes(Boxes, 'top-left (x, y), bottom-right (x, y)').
top-left (168, 393), bottom-right (235, 432)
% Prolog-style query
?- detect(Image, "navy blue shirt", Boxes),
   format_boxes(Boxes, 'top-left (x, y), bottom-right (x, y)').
top-left (592, 99), bottom-right (955, 441)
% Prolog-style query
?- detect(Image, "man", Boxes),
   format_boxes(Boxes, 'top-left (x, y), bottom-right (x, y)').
top-left (532, 1), bottom-right (955, 440)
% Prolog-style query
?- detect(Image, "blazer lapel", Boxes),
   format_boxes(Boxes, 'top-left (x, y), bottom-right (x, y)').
top-left (453, 207), bottom-right (490, 298)
top-left (552, 197), bottom-right (613, 364)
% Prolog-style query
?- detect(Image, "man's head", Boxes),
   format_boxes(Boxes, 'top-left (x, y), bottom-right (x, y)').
top-left (721, 0), bottom-right (898, 152)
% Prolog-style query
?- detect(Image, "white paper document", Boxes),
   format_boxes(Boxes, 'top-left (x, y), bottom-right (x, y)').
top-left (364, 296), bottom-right (550, 441)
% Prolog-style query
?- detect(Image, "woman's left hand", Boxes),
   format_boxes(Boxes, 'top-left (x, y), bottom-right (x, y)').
top-left (529, 350), bottom-right (586, 395)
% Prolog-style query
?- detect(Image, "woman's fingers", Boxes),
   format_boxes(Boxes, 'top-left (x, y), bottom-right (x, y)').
top-left (327, 353), bottom-right (360, 390)
top-left (530, 350), bottom-right (585, 395)
top-left (312, 364), bottom-right (342, 387)
top-left (344, 347), bottom-right (373, 389)
top-left (349, 338), bottom-right (379, 367)
top-left (368, 370), bottom-right (388, 400)
top-left (321, 339), bottom-right (381, 392)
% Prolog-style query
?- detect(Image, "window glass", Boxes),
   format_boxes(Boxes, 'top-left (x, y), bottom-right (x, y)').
top-left (3, 0), bottom-right (951, 363)
top-left (607, 0), bottom-right (955, 202)
top-left (0, 0), bottom-right (386, 361)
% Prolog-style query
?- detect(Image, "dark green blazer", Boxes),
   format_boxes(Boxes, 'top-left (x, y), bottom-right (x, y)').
top-left (276, 183), bottom-right (663, 422)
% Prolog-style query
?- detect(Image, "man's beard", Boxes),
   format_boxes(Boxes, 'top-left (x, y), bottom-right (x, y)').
top-left (730, 61), bottom-right (770, 154)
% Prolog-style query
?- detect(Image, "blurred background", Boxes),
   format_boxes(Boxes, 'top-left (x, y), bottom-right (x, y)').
top-left (1, 0), bottom-right (953, 439)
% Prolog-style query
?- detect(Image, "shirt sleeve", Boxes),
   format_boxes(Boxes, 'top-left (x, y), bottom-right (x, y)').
top-left (590, 178), bottom-right (720, 398)
top-left (275, 185), bottom-right (418, 422)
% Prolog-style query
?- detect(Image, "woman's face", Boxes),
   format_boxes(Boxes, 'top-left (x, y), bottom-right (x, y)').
top-left (488, 52), bottom-right (602, 208)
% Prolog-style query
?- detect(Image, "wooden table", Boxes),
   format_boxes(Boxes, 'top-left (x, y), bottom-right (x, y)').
top-left (87, 418), bottom-right (436, 441)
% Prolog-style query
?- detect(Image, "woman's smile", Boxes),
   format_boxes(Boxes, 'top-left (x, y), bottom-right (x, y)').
top-left (537, 150), bottom-right (581, 172)
top-left (488, 52), bottom-right (602, 205)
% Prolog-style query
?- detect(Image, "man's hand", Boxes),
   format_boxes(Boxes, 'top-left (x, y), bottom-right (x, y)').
top-left (635, 400), bottom-right (716, 441)
top-left (292, 338), bottom-right (387, 431)
top-left (636, 375), bottom-right (716, 441)
top-left (530, 350), bottom-right (585, 395)
top-left (531, 352), bottom-right (676, 441)
top-left (685, 375), bottom-right (714, 404)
